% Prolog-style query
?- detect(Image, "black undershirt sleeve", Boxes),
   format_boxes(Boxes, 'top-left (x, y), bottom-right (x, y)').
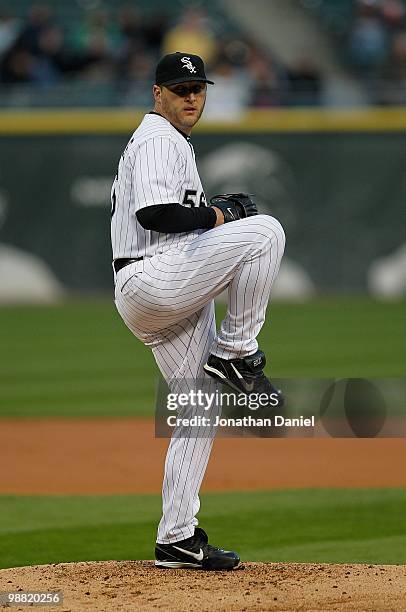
top-left (136, 203), bottom-right (217, 233)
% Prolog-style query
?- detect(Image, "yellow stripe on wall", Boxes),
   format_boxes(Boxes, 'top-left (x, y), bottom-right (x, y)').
top-left (0, 110), bottom-right (145, 135)
top-left (1, 107), bottom-right (406, 135)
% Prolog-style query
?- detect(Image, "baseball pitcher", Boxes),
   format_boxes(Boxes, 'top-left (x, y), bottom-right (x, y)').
top-left (111, 52), bottom-right (286, 570)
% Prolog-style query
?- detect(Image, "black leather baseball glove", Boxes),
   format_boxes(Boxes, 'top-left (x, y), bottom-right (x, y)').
top-left (209, 193), bottom-right (258, 223)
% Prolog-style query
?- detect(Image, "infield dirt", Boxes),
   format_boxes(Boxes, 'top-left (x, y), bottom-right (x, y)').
top-left (1, 560), bottom-right (405, 611)
top-left (1, 418), bottom-right (406, 493)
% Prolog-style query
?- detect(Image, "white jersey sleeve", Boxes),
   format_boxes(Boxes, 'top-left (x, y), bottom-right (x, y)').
top-left (111, 113), bottom-right (207, 262)
top-left (133, 138), bottom-right (185, 208)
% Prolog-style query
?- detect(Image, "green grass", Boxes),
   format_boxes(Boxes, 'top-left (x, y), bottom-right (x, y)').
top-left (0, 489), bottom-right (405, 569)
top-left (0, 298), bottom-right (404, 417)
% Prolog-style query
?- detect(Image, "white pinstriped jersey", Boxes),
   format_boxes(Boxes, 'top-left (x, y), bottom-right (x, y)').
top-left (111, 113), bottom-right (207, 261)
top-left (112, 110), bottom-right (287, 546)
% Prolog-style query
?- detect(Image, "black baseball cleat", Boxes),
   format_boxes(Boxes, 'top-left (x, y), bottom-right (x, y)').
top-left (203, 349), bottom-right (284, 407)
top-left (155, 527), bottom-right (240, 571)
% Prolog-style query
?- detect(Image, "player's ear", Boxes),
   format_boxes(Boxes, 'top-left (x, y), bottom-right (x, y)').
top-left (153, 85), bottom-right (162, 104)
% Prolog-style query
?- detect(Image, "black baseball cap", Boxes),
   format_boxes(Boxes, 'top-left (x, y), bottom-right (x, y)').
top-left (155, 52), bottom-right (214, 86)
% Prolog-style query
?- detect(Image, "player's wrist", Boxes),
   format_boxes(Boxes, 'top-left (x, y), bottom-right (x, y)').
top-left (212, 206), bottom-right (225, 226)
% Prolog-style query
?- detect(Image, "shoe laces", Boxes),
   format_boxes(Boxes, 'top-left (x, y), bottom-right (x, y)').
top-left (193, 528), bottom-right (225, 554)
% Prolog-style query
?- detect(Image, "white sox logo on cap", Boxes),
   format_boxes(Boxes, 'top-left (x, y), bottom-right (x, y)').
top-left (181, 56), bottom-right (197, 74)
top-left (155, 52), bottom-right (214, 85)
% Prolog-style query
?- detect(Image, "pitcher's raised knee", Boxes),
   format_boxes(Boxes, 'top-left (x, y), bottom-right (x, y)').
top-left (246, 214), bottom-right (286, 252)
top-left (266, 215), bottom-right (286, 250)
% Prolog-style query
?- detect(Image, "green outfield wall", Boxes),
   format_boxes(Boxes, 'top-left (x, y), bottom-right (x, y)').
top-left (0, 108), bottom-right (405, 292)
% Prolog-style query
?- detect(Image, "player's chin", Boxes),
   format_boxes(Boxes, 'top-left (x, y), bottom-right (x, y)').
top-left (182, 109), bottom-right (201, 125)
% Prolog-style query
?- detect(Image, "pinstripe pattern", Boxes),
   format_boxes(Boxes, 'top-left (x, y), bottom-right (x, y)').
top-left (111, 113), bottom-right (206, 262)
top-left (152, 302), bottom-right (220, 542)
top-left (114, 215), bottom-right (285, 543)
top-left (115, 215), bottom-right (285, 355)
top-left (111, 112), bottom-right (285, 545)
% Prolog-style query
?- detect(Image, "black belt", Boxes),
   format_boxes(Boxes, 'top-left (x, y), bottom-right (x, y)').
top-left (113, 257), bottom-right (143, 274)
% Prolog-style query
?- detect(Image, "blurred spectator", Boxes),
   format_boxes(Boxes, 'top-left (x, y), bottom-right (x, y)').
top-left (220, 38), bottom-right (251, 70)
top-left (213, 36), bottom-right (289, 108)
top-left (67, 9), bottom-right (122, 82)
top-left (380, 0), bottom-right (405, 29)
top-left (248, 51), bottom-right (289, 107)
top-left (204, 60), bottom-right (250, 120)
top-left (116, 5), bottom-right (167, 82)
top-left (379, 28), bottom-right (406, 103)
top-left (348, 0), bottom-right (389, 77)
top-left (162, 7), bottom-right (218, 65)
top-left (32, 25), bottom-right (65, 85)
top-left (119, 50), bottom-right (155, 107)
top-left (124, 50), bottom-right (154, 82)
top-left (1, 46), bottom-right (35, 83)
top-left (287, 56), bottom-right (322, 106)
top-left (143, 13), bottom-right (169, 53)
top-left (1, 5), bottom-right (68, 85)
top-left (391, 28), bottom-right (406, 73)
top-left (117, 4), bottom-right (144, 46)
top-left (0, 10), bottom-right (20, 58)
top-left (17, 4), bottom-right (55, 56)
top-left (68, 9), bottom-right (122, 57)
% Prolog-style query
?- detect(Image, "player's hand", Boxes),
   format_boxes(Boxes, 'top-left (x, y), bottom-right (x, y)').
top-left (209, 193), bottom-right (258, 224)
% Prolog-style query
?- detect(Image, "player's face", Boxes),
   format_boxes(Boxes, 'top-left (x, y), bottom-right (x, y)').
top-left (153, 82), bottom-right (207, 134)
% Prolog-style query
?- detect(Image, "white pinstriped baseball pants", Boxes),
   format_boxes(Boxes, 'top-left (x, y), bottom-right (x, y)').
top-left (114, 215), bottom-right (285, 543)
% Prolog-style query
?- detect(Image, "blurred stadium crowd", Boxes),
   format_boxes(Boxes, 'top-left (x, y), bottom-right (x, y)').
top-left (0, 0), bottom-right (405, 108)
top-left (0, 1), bottom-right (318, 109)
top-left (316, 0), bottom-right (406, 104)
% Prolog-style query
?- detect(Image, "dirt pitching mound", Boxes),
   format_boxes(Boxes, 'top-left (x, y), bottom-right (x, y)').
top-left (1, 561), bottom-right (405, 611)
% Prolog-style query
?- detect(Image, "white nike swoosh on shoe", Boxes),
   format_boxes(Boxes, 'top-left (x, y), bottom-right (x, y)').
top-left (230, 363), bottom-right (254, 391)
top-left (173, 546), bottom-right (204, 561)
top-left (205, 362), bottom-right (254, 393)
top-left (230, 363), bottom-right (243, 379)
